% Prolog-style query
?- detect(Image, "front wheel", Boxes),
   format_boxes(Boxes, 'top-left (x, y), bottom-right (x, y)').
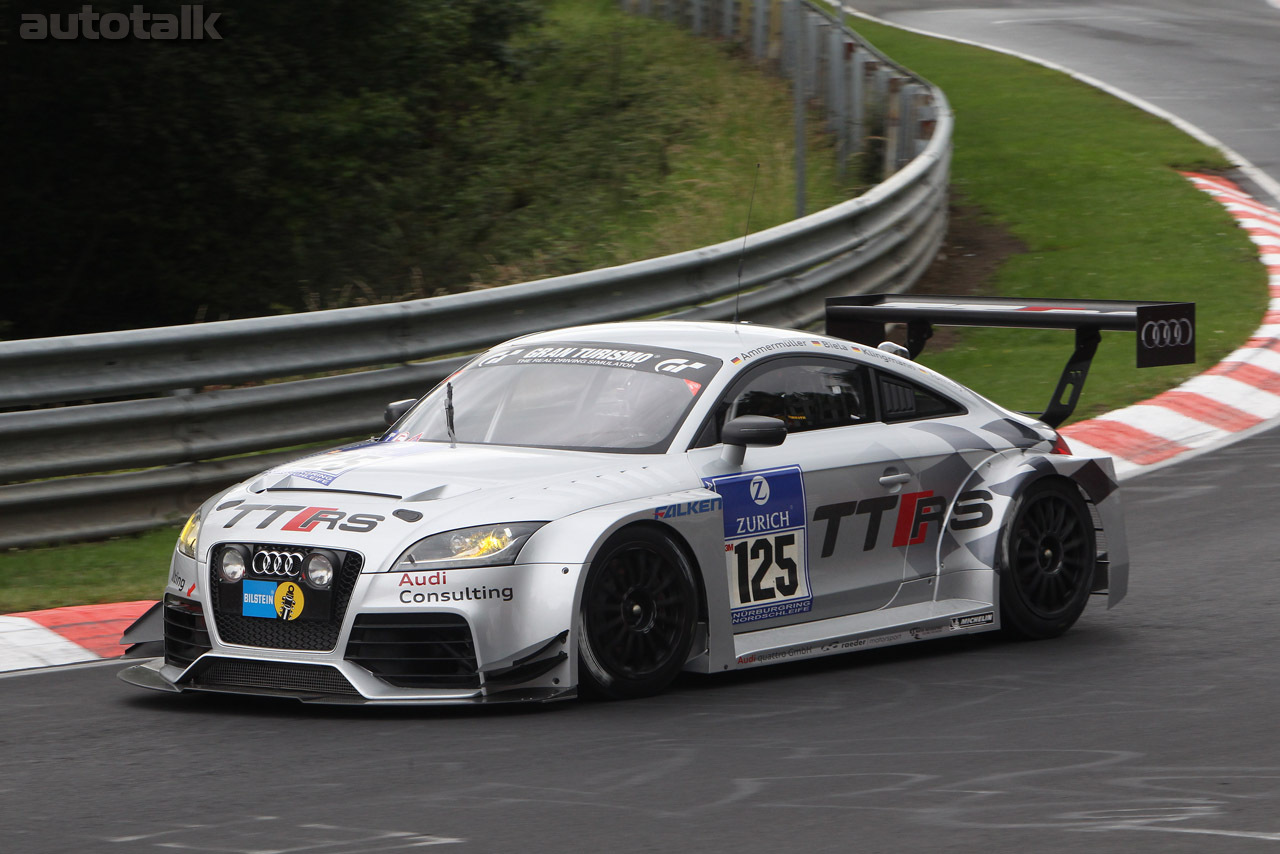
top-left (998, 479), bottom-right (1096, 639)
top-left (578, 527), bottom-right (698, 700)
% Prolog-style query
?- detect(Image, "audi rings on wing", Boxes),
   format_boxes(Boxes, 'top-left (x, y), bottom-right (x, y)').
top-left (120, 314), bottom-right (1136, 705)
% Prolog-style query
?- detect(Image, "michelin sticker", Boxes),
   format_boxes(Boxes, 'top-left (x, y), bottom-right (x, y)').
top-left (703, 466), bottom-right (811, 624)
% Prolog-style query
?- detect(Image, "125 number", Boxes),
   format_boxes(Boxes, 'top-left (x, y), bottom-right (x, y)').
top-left (734, 534), bottom-right (798, 604)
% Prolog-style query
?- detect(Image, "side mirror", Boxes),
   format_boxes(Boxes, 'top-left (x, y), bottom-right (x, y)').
top-left (384, 398), bottom-right (418, 427)
top-left (721, 415), bottom-right (787, 465)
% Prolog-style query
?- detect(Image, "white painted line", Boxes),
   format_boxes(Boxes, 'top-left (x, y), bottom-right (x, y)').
top-left (841, 4), bottom-right (1280, 208)
top-left (0, 616), bottom-right (100, 671)
top-left (990, 16), bottom-right (1145, 26)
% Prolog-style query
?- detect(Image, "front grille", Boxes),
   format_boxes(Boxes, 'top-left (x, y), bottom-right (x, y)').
top-left (210, 545), bottom-right (363, 651)
top-left (189, 658), bottom-right (360, 697)
top-left (163, 595), bottom-right (211, 669)
top-left (345, 613), bottom-right (479, 689)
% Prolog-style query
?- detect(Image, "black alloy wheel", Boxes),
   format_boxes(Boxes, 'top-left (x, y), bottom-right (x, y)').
top-left (999, 479), bottom-right (1096, 639)
top-left (578, 526), bottom-right (698, 700)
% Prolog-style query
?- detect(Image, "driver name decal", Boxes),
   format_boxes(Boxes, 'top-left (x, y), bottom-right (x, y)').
top-left (703, 466), bottom-right (812, 625)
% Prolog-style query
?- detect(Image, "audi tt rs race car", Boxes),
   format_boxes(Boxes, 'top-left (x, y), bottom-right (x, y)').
top-left (119, 294), bottom-right (1195, 704)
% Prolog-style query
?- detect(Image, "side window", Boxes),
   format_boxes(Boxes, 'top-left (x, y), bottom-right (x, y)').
top-left (714, 361), bottom-right (871, 439)
top-left (877, 373), bottom-right (964, 422)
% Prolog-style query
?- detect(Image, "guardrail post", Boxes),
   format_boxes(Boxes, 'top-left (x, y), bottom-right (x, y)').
top-left (849, 44), bottom-right (866, 163)
top-left (915, 89), bottom-right (936, 155)
top-left (692, 0), bottom-right (704, 34)
top-left (752, 0), bottom-right (768, 60)
top-left (792, 0), bottom-right (807, 217)
top-left (722, 0), bottom-right (735, 39)
top-left (830, 27), bottom-right (847, 174)
top-left (804, 10), bottom-right (820, 101)
top-left (895, 82), bottom-right (912, 169)
top-left (883, 75), bottom-right (902, 176)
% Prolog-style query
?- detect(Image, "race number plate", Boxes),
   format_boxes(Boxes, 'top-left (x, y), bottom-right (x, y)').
top-left (703, 466), bottom-right (812, 625)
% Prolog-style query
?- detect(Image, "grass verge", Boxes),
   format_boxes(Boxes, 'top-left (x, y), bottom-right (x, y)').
top-left (0, 527), bottom-right (181, 613)
top-left (846, 17), bottom-right (1267, 417)
top-left (0, 6), bottom-right (1269, 611)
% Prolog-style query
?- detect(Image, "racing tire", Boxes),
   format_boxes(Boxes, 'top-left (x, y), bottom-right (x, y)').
top-left (998, 479), bottom-right (1096, 640)
top-left (578, 526), bottom-right (698, 700)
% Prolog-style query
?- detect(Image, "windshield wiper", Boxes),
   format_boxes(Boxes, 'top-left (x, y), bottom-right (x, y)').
top-left (445, 381), bottom-right (457, 448)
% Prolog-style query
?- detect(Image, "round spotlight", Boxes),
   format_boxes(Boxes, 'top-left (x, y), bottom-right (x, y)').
top-left (304, 551), bottom-right (337, 589)
top-left (218, 546), bottom-right (248, 582)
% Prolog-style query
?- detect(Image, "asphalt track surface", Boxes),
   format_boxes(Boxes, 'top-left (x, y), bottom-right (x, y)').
top-left (5, 4), bottom-right (1280, 853)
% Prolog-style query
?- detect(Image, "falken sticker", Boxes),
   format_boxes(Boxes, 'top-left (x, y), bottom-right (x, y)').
top-left (702, 465), bottom-right (811, 625)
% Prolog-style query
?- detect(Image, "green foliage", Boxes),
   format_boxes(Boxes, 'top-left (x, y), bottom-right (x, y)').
top-left (1, 0), bottom-right (542, 336)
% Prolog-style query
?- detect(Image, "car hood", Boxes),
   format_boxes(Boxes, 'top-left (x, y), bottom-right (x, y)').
top-left (251, 440), bottom-right (630, 500)
top-left (203, 441), bottom-right (691, 562)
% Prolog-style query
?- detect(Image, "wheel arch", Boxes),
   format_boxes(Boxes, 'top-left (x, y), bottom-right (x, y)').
top-left (936, 450), bottom-right (1128, 609)
top-left (518, 490), bottom-right (736, 680)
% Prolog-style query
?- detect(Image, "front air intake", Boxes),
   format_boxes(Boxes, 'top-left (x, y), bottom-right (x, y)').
top-left (345, 613), bottom-right (479, 689)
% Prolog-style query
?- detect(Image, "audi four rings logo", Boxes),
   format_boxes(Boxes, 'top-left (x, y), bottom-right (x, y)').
top-left (253, 550), bottom-right (302, 576)
top-left (1141, 318), bottom-right (1194, 348)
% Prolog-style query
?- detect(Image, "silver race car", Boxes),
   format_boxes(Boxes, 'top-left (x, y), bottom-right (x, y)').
top-left (120, 295), bottom-right (1195, 704)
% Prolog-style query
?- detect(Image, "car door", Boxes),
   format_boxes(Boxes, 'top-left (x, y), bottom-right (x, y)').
top-left (872, 367), bottom-right (988, 587)
top-left (687, 356), bottom-right (929, 630)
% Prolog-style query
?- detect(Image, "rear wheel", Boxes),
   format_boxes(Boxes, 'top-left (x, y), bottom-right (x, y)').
top-left (578, 527), bottom-right (697, 700)
top-left (999, 479), bottom-right (1096, 639)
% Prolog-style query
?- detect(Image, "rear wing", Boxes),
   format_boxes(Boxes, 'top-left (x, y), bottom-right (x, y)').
top-left (826, 294), bottom-right (1195, 427)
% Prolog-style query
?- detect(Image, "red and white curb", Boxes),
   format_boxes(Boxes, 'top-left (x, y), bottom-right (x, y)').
top-left (3, 174), bottom-right (1279, 675)
top-left (0, 601), bottom-right (154, 673)
top-left (1060, 173), bottom-right (1280, 477)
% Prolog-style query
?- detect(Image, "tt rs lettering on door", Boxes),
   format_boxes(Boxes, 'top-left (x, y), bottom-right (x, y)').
top-left (812, 489), bottom-right (994, 557)
top-left (703, 466), bottom-right (812, 625)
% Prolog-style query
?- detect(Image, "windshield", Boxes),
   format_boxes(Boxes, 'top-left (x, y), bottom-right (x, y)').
top-left (385, 341), bottom-right (722, 453)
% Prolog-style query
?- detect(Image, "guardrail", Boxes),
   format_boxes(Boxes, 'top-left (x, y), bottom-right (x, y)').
top-left (0, 0), bottom-right (951, 548)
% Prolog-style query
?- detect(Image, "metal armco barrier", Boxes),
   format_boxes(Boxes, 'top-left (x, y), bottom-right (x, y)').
top-left (0, 0), bottom-right (951, 548)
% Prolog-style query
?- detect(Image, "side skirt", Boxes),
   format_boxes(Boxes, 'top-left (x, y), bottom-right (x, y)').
top-left (731, 598), bottom-right (997, 669)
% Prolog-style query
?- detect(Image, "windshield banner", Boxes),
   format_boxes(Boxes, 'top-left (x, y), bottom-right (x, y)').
top-left (472, 341), bottom-right (721, 385)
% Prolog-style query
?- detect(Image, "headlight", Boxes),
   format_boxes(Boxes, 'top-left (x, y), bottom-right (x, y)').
top-left (217, 545), bottom-right (248, 583)
top-left (392, 522), bottom-right (545, 571)
top-left (177, 510), bottom-right (202, 558)
top-left (304, 550), bottom-right (337, 589)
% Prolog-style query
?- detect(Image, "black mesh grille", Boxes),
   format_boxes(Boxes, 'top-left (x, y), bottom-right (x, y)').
top-left (190, 658), bottom-right (360, 696)
top-left (210, 545), bottom-right (363, 651)
top-left (163, 595), bottom-right (212, 669)
top-left (345, 613), bottom-right (479, 689)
